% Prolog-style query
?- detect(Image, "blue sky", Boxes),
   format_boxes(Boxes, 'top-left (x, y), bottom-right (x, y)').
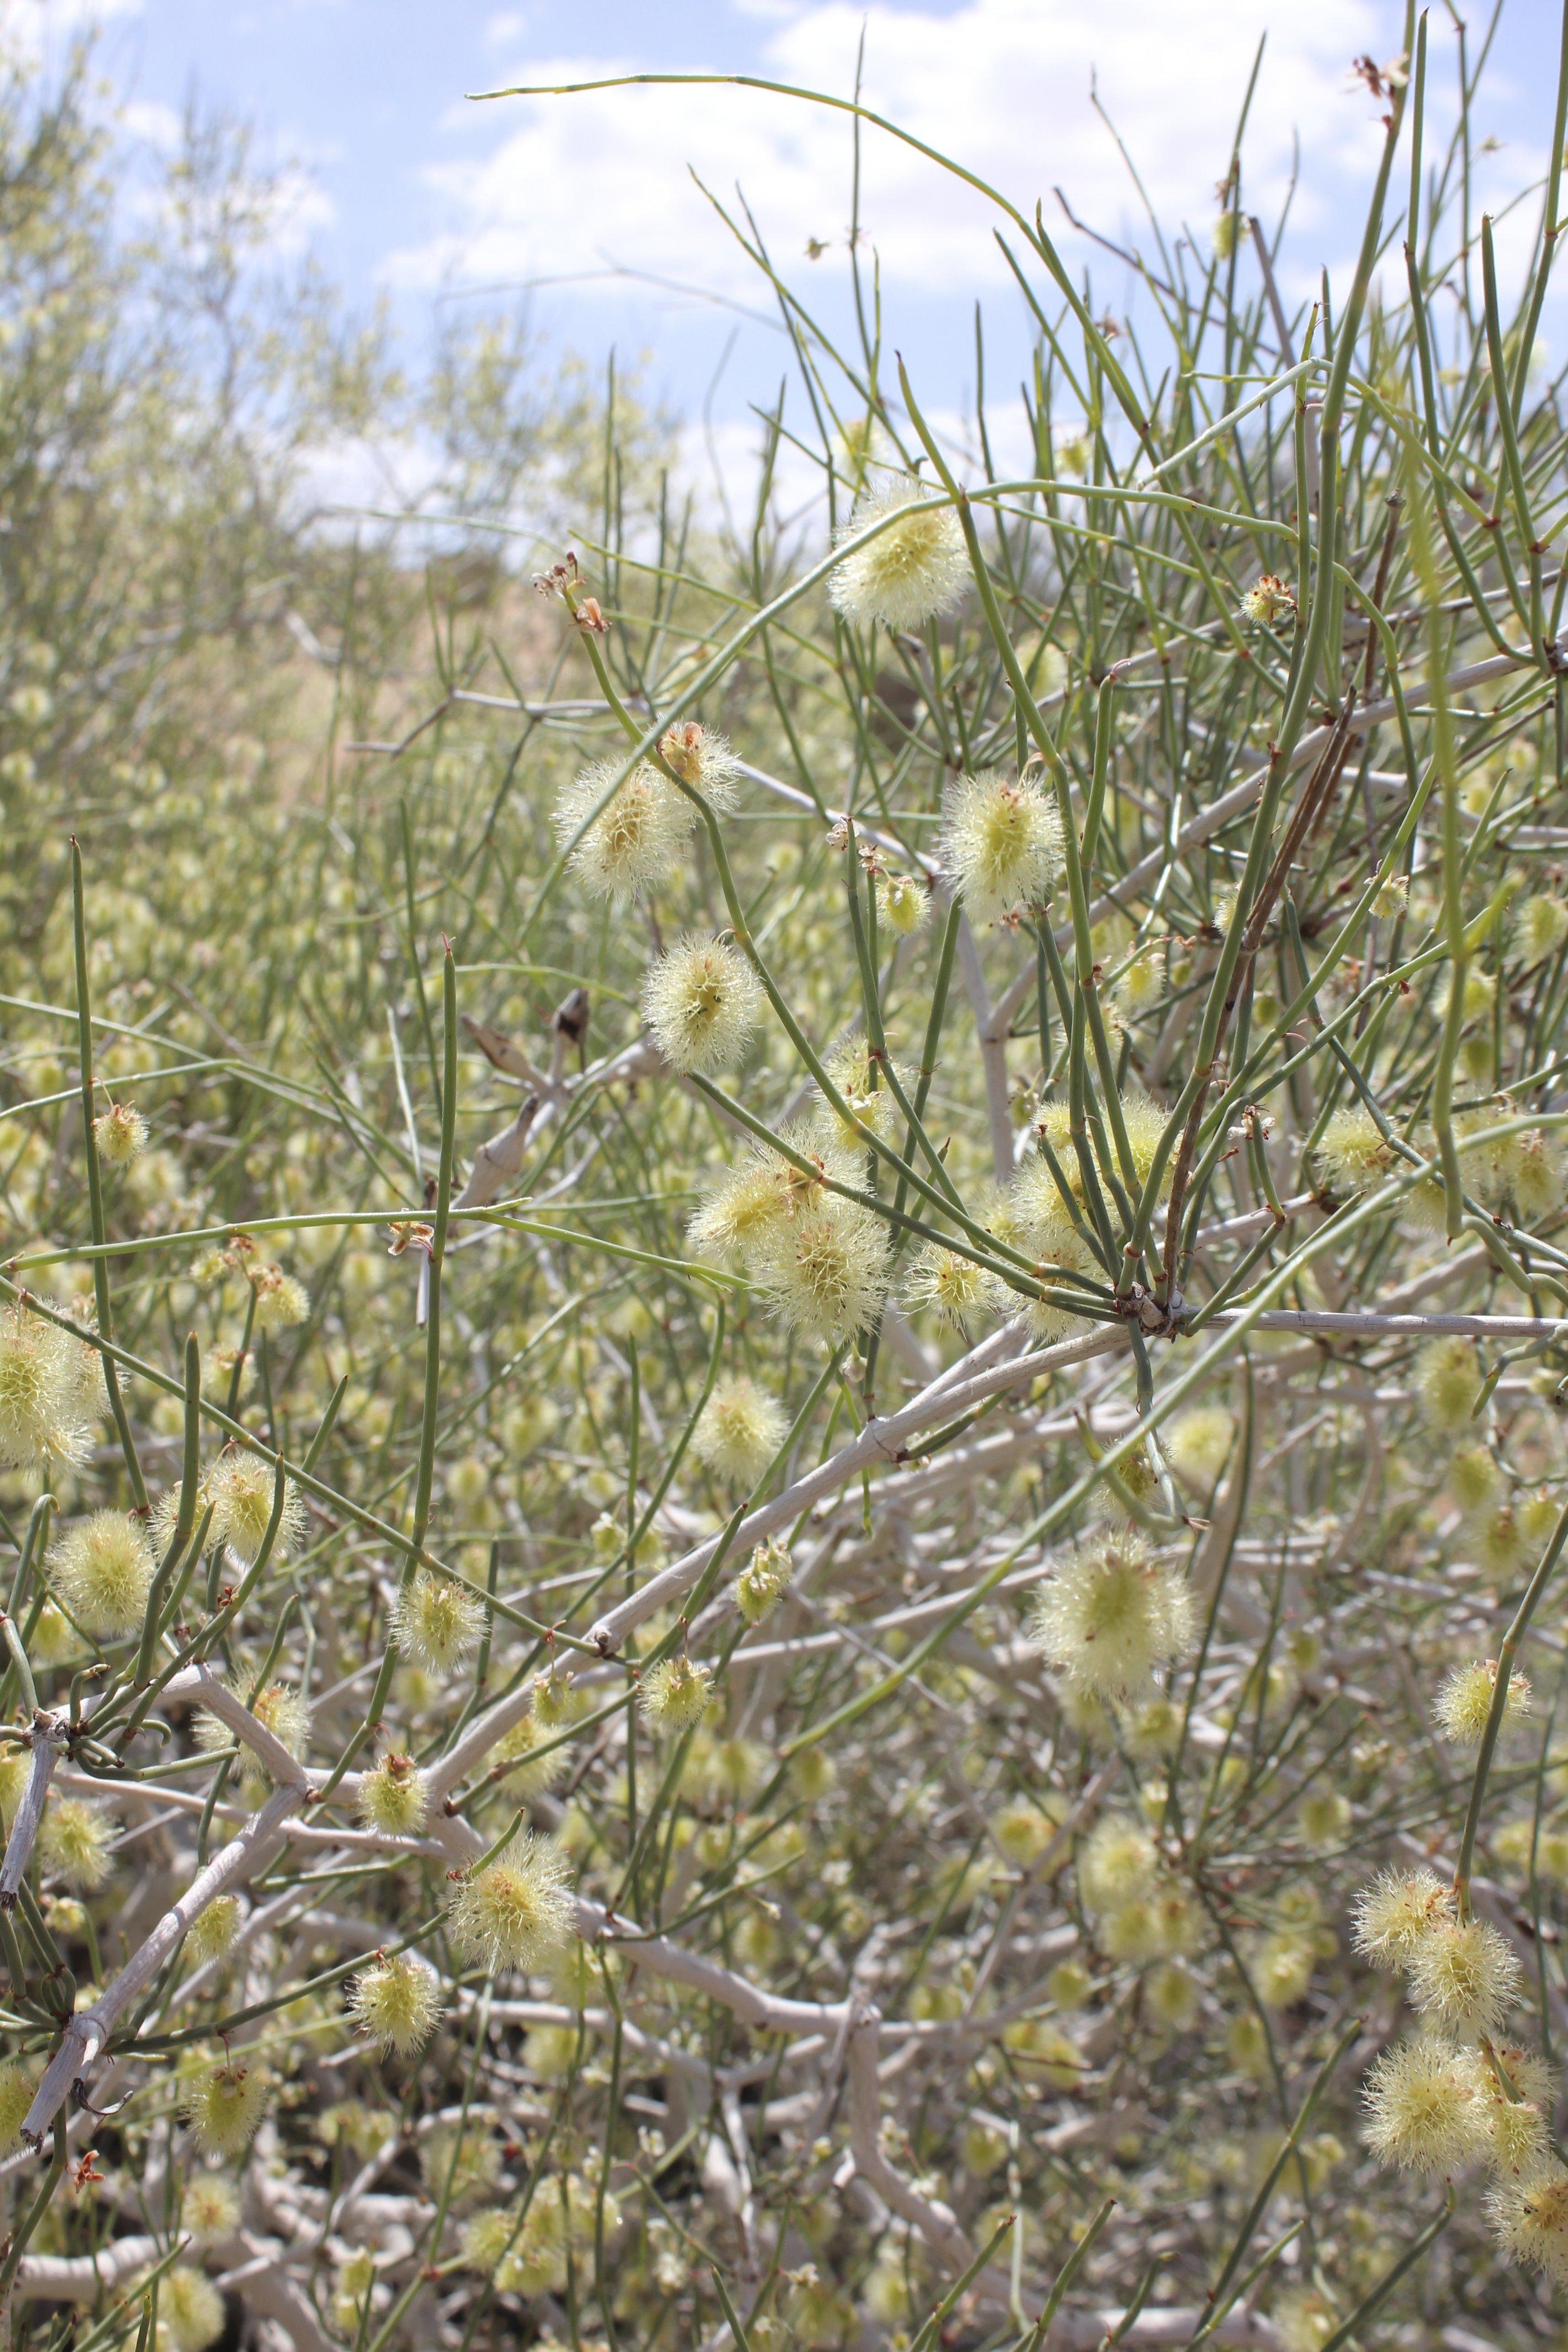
top-left (40, 0), bottom-right (1568, 506)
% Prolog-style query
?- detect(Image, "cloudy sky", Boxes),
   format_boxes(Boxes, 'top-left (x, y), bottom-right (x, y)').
top-left (17, 0), bottom-right (1565, 508)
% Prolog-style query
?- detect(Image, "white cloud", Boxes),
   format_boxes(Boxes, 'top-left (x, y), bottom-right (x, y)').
top-left (392, 0), bottom-right (1422, 313)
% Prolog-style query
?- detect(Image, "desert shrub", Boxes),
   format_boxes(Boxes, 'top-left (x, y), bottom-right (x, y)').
top-left (1, 12), bottom-right (1567, 2351)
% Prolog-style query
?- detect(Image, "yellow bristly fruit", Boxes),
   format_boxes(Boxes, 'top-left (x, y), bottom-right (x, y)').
top-left (691, 1375), bottom-right (787, 1488)
top-left (1433, 1660), bottom-right (1531, 1746)
top-left (182, 2060), bottom-right (272, 2157)
top-left (51, 1510), bottom-right (154, 1637)
top-left (940, 768), bottom-right (1062, 927)
top-left (638, 1655), bottom-right (714, 1734)
top-left (389, 1569), bottom-right (484, 1672)
top-left (1029, 1532), bottom-right (1197, 1700)
top-left (92, 1101), bottom-right (147, 1166)
top-left (357, 1753), bottom-right (430, 1836)
top-left (1361, 2038), bottom-right (1484, 2171)
top-left (829, 476), bottom-right (967, 633)
top-left (349, 1951), bottom-right (443, 2057)
top-left (644, 936), bottom-right (761, 1075)
top-left (38, 1797), bottom-right (114, 1890)
top-left (161, 2267), bottom-right (225, 2352)
top-left (447, 1832), bottom-right (575, 1976)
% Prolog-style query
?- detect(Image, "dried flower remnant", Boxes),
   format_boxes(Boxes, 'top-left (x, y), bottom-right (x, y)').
top-left (829, 476), bottom-right (967, 632)
top-left (657, 721), bottom-right (742, 803)
top-left (734, 1537), bottom-right (793, 1626)
top-left (1239, 574), bottom-right (1296, 627)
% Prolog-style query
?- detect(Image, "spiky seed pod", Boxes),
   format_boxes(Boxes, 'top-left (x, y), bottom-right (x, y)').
top-left (38, 1798), bottom-right (114, 1890)
top-left (0, 2061), bottom-right (33, 2154)
top-left (182, 2062), bottom-right (272, 2157)
top-left (0, 1307), bottom-right (97, 1471)
top-left (734, 1536), bottom-right (793, 1626)
top-left (1114, 1091), bottom-right (1173, 1200)
top-left (656, 721), bottom-right (741, 805)
top-left (447, 1831), bottom-right (575, 1976)
top-left (205, 1455), bottom-right (302, 1564)
top-left (687, 1126), bottom-right (856, 1266)
top-left (1254, 1932), bottom-right (1316, 2008)
top-left (1407, 1916), bottom-right (1523, 2038)
top-left (349, 1951), bottom-right (443, 2057)
top-left (1464, 2046), bottom-right (1554, 2176)
top-left (92, 1101), bottom-right (147, 1165)
top-left (829, 476), bottom-right (967, 632)
top-left (161, 2268), bottom-right (226, 2352)
top-left (1029, 1532), bottom-right (1197, 1700)
top-left (1147, 1961), bottom-right (1199, 2030)
top-left (389, 1569), bottom-right (484, 1672)
top-left (1518, 893), bottom-right (1568, 964)
top-left (940, 768), bottom-right (1062, 927)
top-left (1352, 1867), bottom-right (1455, 1967)
top-left (493, 1714), bottom-right (571, 1798)
top-left (194, 1678), bottom-right (310, 1781)
top-left (51, 1510), bottom-right (154, 1637)
top-left (904, 1241), bottom-right (997, 1330)
top-left (691, 1376), bottom-right (788, 1488)
top-left (531, 1666), bottom-right (580, 1729)
top-left (877, 871), bottom-right (930, 936)
top-left (1298, 1791), bottom-right (1352, 1848)
top-left (1414, 1335), bottom-right (1483, 1431)
top-left (357, 1753), bottom-right (430, 1836)
top-left (1434, 1660), bottom-right (1532, 1745)
top-left (1510, 1125), bottom-right (1567, 1222)
top-left (1166, 1407), bottom-right (1235, 1490)
top-left (1361, 2038), bottom-right (1485, 2171)
top-left (553, 758), bottom-right (692, 903)
top-left (1112, 954), bottom-right (1165, 1022)
top-left (1488, 2165), bottom-right (1568, 2282)
top-left (461, 2208), bottom-right (522, 2276)
top-left (639, 1655), bottom-right (714, 1734)
top-left (1449, 1445), bottom-right (1503, 1518)
top-left (644, 936), bottom-right (761, 1074)
top-left (1315, 1106), bottom-right (1399, 1194)
top-left (186, 1895), bottom-right (242, 1964)
top-left (1077, 1816), bottom-right (1158, 1913)
top-left (762, 1199), bottom-right (890, 1345)
top-left (251, 1267), bottom-right (309, 1333)
top-left (181, 2175), bottom-right (240, 2242)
